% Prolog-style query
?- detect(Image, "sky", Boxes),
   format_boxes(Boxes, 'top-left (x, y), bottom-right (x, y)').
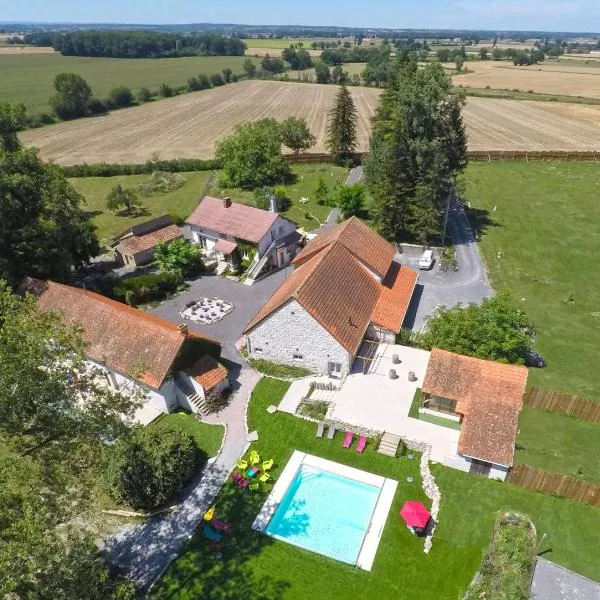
top-left (2, 0), bottom-right (599, 33)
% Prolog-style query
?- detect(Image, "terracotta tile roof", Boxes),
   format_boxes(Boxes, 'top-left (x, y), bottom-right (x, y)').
top-left (244, 243), bottom-right (381, 355)
top-left (214, 239), bottom-right (238, 255)
top-left (293, 217), bottom-right (395, 278)
top-left (186, 196), bottom-right (279, 243)
top-left (118, 224), bottom-right (183, 256)
top-left (186, 355), bottom-right (228, 391)
top-left (423, 349), bottom-right (528, 466)
top-left (370, 262), bottom-right (418, 333)
top-left (22, 278), bottom-right (193, 389)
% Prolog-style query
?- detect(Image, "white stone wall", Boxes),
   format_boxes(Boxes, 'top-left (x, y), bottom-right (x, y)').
top-left (489, 464), bottom-right (510, 481)
top-left (442, 453), bottom-right (510, 481)
top-left (257, 216), bottom-right (297, 257)
top-left (247, 299), bottom-right (352, 376)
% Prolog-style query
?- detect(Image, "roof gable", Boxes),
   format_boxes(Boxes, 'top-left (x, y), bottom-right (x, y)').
top-left (245, 243), bottom-right (382, 354)
top-left (293, 217), bottom-right (396, 277)
top-left (186, 196), bottom-right (279, 243)
top-left (23, 278), bottom-right (189, 389)
top-left (118, 224), bottom-right (182, 256)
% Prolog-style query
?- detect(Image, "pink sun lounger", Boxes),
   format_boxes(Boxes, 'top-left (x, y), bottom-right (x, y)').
top-left (343, 431), bottom-right (353, 449)
top-left (356, 435), bottom-right (367, 453)
top-left (212, 519), bottom-right (231, 533)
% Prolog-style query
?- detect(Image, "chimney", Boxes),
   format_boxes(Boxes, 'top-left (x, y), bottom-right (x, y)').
top-left (223, 197), bottom-right (232, 208)
top-left (177, 323), bottom-right (188, 335)
top-left (269, 194), bottom-right (278, 213)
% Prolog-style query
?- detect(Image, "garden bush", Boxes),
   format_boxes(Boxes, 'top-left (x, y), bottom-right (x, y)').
top-left (249, 358), bottom-right (313, 378)
top-left (137, 171), bottom-right (186, 196)
top-left (61, 157), bottom-right (221, 177)
top-left (103, 424), bottom-right (206, 510)
top-left (112, 271), bottom-right (184, 306)
top-left (297, 400), bottom-right (329, 420)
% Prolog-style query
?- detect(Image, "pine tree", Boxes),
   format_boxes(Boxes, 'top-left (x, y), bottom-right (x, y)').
top-left (364, 58), bottom-right (467, 244)
top-left (327, 84), bottom-right (357, 162)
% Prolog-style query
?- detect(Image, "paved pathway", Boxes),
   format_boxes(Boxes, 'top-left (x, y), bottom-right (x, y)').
top-left (531, 557), bottom-right (600, 600)
top-left (400, 198), bottom-right (493, 330)
top-left (105, 365), bottom-right (260, 593)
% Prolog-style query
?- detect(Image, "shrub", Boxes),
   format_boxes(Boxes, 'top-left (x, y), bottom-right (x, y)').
top-left (249, 358), bottom-right (313, 378)
top-left (154, 239), bottom-right (204, 277)
top-left (103, 425), bottom-right (206, 510)
top-left (137, 170), bottom-right (186, 196)
top-left (159, 83), bottom-right (174, 97)
top-left (197, 74), bottom-right (211, 89)
top-left (204, 387), bottom-right (231, 414)
top-left (109, 86), bottom-right (134, 107)
top-left (61, 157), bottom-right (221, 177)
top-left (112, 271), bottom-right (184, 306)
top-left (210, 73), bottom-right (225, 87)
top-left (87, 98), bottom-right (108, 114)
top-left (297, 400), bottom-right (329, 420)
top-left (137, 87), bottom-right (152, 102)
top-left (27, 112), bottom-right (56, 128)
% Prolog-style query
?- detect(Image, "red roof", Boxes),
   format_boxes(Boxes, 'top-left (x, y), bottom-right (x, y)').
top-left (186, 355), bottom-right (228, 391)
top-left (400, 501), bottom-right (431, 528)
top-left (118, 224), bottom-right (183, 256)
top-left (370, 262), bottom-right (418, 333)
top-left (186, 196), bottom-right (279, 243)
top-left (423, 349), bottom-right (529, 466)
top-left (293, 217), bottom-right (396, 278)
top-left (214, 238), bottom-right (238, 255)
top-left (244, 243), bottom-right (381, 355)
top-left (21, 278), bottom-right (207, 389)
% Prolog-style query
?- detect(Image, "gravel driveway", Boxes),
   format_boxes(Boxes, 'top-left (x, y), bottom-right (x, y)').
top-left (400, 199), bottom-right (493, 330)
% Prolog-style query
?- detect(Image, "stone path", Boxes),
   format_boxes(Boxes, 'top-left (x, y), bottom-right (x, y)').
top-left (104, 364), bottom-right (261, 594)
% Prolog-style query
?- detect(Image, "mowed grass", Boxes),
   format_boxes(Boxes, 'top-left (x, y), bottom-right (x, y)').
top-left (153, 377), bottom-right (600, 600)
top-left (69, 171), bottom-right (213, 246)
top-left (149, 412), bottom-right (224, 458)
top-left (515, 406), bottom-right (600, 483)
top-left (206, 163), bottom-right (349, 230)
top-left (0, 53), bottom-right (258, 114)
top-left (464, 162), bottom-right (600, 399)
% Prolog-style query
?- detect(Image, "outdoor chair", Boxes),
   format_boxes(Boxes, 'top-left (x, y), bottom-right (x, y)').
top-left (236, 458), bottom-right (248, 470)
top-left (327, 424), bottom-right (336, 439)
top-left (343, 431), bottom-right (353, 448)
top-left (262, 459), bottom-right (274, 471)
top-left (249, 482), bottom-right (260, 492)
top-left (316, 421), bottom-right (325, 438)
top-left (356, 435), bottom-right (367, 453)
top-left (249, 450), bottom-right (261, 466)
top-left (259, 472), bottom-right (271, 483)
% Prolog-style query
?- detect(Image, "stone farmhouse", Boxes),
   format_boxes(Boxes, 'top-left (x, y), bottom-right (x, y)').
top-left (21, 278), bottom-right (228, 423)
top-left (244, 217), bottom-right (418, 377)
top-left (185, 196), bottom-right (300, 280)
top-left (422, 348), bottom-right (529, 480)
top-left (113, 215), bottom-right (183, 269)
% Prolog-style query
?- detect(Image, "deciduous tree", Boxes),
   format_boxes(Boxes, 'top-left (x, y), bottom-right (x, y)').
top-left (50, 73), bottom-right (92, 119)
top-left (279, 117), bottom-right (316, 156)
top-left (0, 148), bottom-right (100, 286)
top-left (105, 184), bottom-right (143, 216)
top-left (243, 58), bottom-right (257, 78)
top-left (0, 101), bottom-right (26, 152)
top-left (154, 239), bottom-right (203, 276)
top-left (420, 291), bottom-right (535, 364)
top-left (335, 183), bottom-right (365, 218)
top-left (216, 118), bottom-right (290, 188)
top-left (327, 84), bottom-right (357, 162)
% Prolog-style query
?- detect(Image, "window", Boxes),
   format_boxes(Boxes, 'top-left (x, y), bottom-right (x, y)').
top-left (328, 362), bottom-right (342, 377)
top-left (254, 347), bottom-right (263, 353)
top-left (293, 353), bottom-right (303, 361)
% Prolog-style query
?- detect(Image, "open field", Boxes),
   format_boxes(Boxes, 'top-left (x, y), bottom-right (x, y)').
top-left (0, 45), bottom-right (56, 55)
top-left (244, 38), bottom-right (350, 49)
top-left (153, 377), bottom-right (600, 599)
top-left (0, 53), bottom-right (258, 114)
top-left (285, 62), bottom-right (367, 80)
top-left (69, 171), bottom-right (213, 245)
top-left (244, 47), bottom-right (322, 58)
top-left (21, 80), bottom-right (600, 165)
top-left (452, 60), bottom-right (600, 98)
top-left (465, 162), bottom-right (600, 399)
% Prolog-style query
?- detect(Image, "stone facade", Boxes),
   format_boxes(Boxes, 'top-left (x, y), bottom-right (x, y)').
top-left (366, 323), bottom-right (396, 344)
top-left (246, 299), bottom-right (352, 376)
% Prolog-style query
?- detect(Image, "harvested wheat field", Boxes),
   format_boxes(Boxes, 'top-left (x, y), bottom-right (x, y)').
top-left (20, 80), bottom-right (600, 165)
top-left (0, 46), bottom-right (56, 54)
top-left (453, 61), bottom-right (600, 98)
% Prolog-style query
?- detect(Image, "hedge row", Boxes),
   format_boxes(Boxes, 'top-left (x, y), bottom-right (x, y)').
top-left (62, 158), bottom-right (222, 178)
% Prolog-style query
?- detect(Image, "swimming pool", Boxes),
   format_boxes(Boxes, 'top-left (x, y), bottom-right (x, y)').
top-left (252, 451), bottom-right (397, 570)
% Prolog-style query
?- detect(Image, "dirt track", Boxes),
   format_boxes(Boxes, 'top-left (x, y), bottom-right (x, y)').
top-left (20, 80), bottom-right (600, 165)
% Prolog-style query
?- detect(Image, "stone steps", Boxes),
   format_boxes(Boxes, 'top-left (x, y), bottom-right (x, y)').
top-left (189, 393), bottom-right (208, 416)
top-left (311, 389), bottom-right (337, 403)
top-left (377, 432), bottom-right (402, 457)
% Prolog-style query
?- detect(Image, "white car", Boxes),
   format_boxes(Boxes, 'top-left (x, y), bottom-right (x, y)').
top-left (418, 249), bottom-right (434, 270)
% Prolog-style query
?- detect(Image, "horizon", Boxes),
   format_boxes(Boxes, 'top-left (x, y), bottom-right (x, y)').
top-left (2, 0), bottom-right (600, 35)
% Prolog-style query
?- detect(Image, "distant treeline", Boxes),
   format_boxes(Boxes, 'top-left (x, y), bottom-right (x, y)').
top-left (22, 30), bottom-right (246, 58)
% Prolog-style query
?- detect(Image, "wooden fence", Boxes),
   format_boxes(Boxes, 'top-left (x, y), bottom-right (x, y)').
top-left (509, 465), bottom-right (600, 507)
top-left (289, 150), bottom-right (600, 163)
top-left (523, 388), bottom-right (600, 424)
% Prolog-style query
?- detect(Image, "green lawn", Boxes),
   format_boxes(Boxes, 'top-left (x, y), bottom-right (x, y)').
top-left (153, 377), bottom-right (600, 599)
top-left (149, 412), bottom-right (224, 458)
top-left (69, 171), bottom-right (213, 246)
top-left (206, 163), bottom-right (349, 231)
top-left (0, 53), bottom-right (259, 114)
top-left (515, 406), bottom-right (600, 483)
top-left (464, 161), bottom-right (600, 399)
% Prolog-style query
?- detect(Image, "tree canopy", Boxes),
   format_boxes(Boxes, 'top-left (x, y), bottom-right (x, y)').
top-left (0, 101), bottom-right (26, 152)
top-left (50, 73), bottom-right (92, 120)
top-left (0, 147), bottom-right (100, 286)
top-left (215, 118), bottom-right (291, 188)
top-left (335, 183), bottom-right (366, 218)
top-left (364, 57), bottom-right (467, 244)
top-left (327, 84), bottom-right (358, 162)
top-left (105, 184), bottom-right (143, 216)
top-left (154, 239), bottom-right (203, 276)
top-left (103, 424), bottom-right (206, 510)
top-left (279, 117), bottom-right (316, 156)
top-left (420, 291), bottom-right (535, 364)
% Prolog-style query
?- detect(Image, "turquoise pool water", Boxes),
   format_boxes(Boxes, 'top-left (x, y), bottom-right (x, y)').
top-left (265, 464), bottom-right (381, 564)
